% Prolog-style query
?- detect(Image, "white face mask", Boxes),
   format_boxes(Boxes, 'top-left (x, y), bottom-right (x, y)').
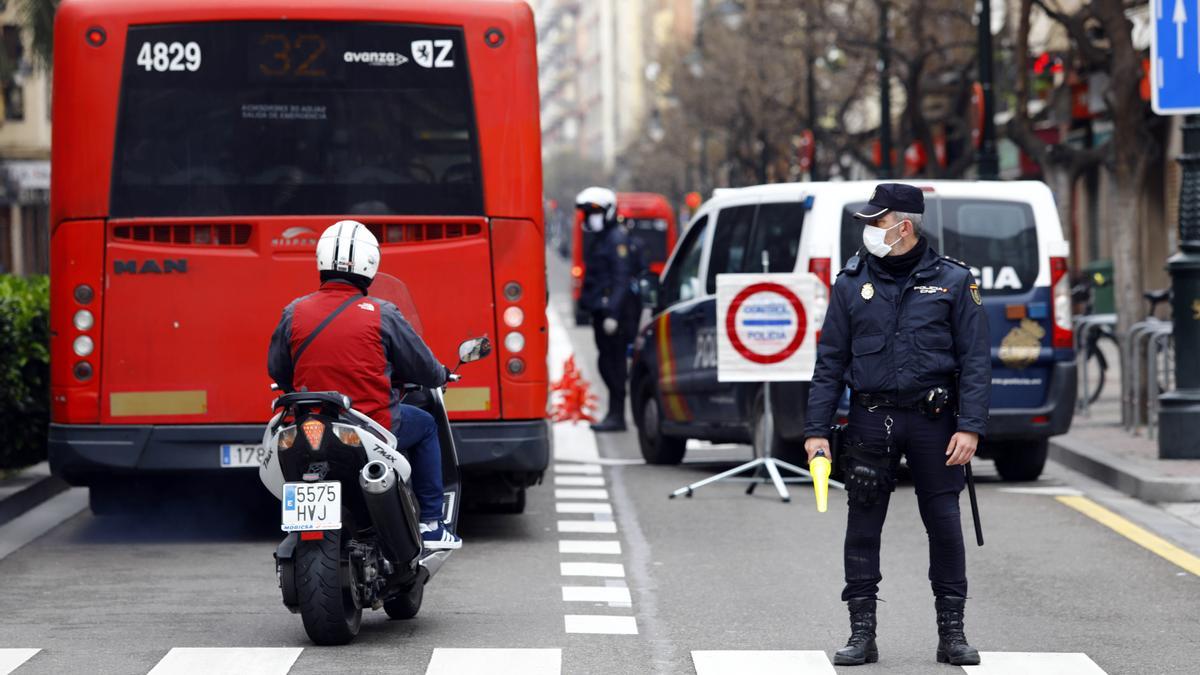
top-left (585, 213), bottom-right (605, 233)
top-left (862, 221), bottom-right (903, 257)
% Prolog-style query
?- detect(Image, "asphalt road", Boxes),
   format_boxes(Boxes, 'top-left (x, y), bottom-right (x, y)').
top-left (0, 251), bottom-right (1196, 674)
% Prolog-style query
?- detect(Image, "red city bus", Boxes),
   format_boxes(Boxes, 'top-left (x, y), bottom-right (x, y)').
top-left (48, 0), bottom-right (548, 510)
top-left (570, 192), bottom-right (677, 325)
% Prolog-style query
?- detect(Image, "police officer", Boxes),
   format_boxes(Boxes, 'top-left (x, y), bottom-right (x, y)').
top-left (576, 187), bottom-right (647, 432)
top-left (803, 184), bottom-right (990, 667)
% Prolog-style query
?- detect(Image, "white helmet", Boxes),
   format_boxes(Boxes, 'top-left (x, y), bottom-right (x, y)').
top-left (575, 186), bottom-right (617, 223)
top-left (316, 220), bottom-right (380, 280)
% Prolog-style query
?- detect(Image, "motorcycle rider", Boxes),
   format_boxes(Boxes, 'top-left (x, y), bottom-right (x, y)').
top-left (268, 221), bottom-right (461, 550)
top-left (576, 187), bottom-right (647, 432)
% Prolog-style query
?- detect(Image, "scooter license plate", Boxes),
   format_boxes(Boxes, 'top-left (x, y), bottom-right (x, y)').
top-left (281, 481), bottom-right (342, 532)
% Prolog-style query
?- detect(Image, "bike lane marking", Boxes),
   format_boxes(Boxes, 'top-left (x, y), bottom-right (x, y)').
top-left (147, 648), bottom-right (301, 675)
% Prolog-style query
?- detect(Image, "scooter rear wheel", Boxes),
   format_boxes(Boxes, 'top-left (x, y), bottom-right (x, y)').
top-left (296, 528), bottom-right (362, 645)
top-left (384, 567), bottom-right (427, 620)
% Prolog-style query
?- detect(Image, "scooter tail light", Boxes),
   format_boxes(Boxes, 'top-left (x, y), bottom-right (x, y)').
top-left (300, 531), bottom-right (325, 540)
top-left (1050, 256), bottom-right (1072, 349)
top-left (301, 420), bottom-right (325, 449)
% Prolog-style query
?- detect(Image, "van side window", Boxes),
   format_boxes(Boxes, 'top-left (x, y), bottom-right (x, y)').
top-left (705, 205), bottom-right (755, 292)
top-left (662, 215), bottom-right (708, 306)
top-left (940, 199), bottom-right (1038, 294)
top-left (747, 202), bottom-right (805, 272)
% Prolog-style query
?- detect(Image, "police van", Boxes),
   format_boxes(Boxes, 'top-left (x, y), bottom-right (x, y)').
top-left (631, 180), bottom-right (1075, 481)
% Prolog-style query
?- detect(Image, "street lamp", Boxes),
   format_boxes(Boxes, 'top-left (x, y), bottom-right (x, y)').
top-left (975, 0), bottom-right (1000, 179)
top-left (877, 0), bottom-right (893, 179)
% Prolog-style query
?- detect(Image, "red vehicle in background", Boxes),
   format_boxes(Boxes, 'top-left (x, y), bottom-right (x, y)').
top-left (48, 0), bottom-right (548, 513)
top-left (570, 192), bottom-right (677, 325)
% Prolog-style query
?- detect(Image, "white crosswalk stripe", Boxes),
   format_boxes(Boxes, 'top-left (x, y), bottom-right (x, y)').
top-left (554, 488), bottom-right (610, 500)
top-left (148, 648), bottom-right (302, 675)
top-left (692, 650), bottom-right (836, 674)
top-left (561, 585), bottom-right (632, 603)
top-left (962, 652), bottom-right (1107, 674)
top-left (557, 519), bottom-right (618, 533)
top-left (560, 561), bottom-right (625, 577)
top-left (559, 539), bottom-right (621, 554)
top-left (554, 463), bottom-right (602, 474)
top-left (554, 474), bottom-right (606, 486)
top-left (563, 615), bottom-right (639, 635)
top-left (0, 650), bottom-right (39, 675)
top-left (556, 501), bottom-right (613, 514)
top-left (425, 648), bottom-right (561, 674)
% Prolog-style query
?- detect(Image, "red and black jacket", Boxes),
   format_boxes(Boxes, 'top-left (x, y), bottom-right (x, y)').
top-left (268, 280), bottom-right (447, 429)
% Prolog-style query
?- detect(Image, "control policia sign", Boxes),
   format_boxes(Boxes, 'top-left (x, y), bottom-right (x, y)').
top-left (715, 273), bottom-right (822, 382)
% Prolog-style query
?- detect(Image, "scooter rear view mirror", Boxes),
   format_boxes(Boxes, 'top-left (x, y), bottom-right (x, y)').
top-left (458, 336), bottom-right (492, 364)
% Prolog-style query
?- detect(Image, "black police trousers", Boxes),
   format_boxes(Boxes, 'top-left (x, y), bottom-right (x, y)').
top-left (592, 312), bottom-right (635, 419)
top-left (842, 403), bottom-right (967, 601)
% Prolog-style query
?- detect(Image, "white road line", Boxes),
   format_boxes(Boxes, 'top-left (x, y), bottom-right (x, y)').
top-left (998, 486), bottom-right (1084, 496)
top-left (554, 421), bottom-right (602, 464)
top-left (562, 585), bottom-right (632, 603)
top-left (547, 306), bottom-right (573, 382)
top-left (426, 648), bottom-right (562, 675)
top-left (148, 648), bottom-right (302, 675)
top-left (564, 615), bottom-right (639, 635)
top-left (554, 475), bottom-right (606, 487)
top-left (556, 502), bottom-right (612, 514)
top-left (692, 650), bottom-right (836, 674)
top-left (557, 520), bottom-right (618, 534)
top-left (560, 561), bottom-right (625, 577)
top-left (555, 488), bottom-right (610, 500)
top-left (0, 488), bottom-right (88, 562)
top-left (554, 463), bottom-right (602, 475)
top-left (559, 540), bottom-right (621, 555)
top-left (0, 649), bottom-right (39, 675)
top-left (962, 652), bottom-right (1107, 674)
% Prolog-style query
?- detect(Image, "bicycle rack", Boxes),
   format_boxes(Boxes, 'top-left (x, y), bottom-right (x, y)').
top-left (1074, 313), bottom-right (1117, 417)
top-left (1122, 319), bottom-right (1172, 435)
top-left (1146, 328), bottom-right (1174, 440)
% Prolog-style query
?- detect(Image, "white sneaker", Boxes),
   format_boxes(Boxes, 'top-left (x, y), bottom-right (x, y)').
top-left (419, 521), bottom-right (463, 550)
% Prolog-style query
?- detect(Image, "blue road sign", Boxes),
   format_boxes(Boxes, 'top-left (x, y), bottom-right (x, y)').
top-left (1153, 0), bottom-right (1200, 114)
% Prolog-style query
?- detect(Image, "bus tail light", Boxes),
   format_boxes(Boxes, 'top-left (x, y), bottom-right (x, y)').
top-left (51, 220), bottom-right (105, 423)
top-left (491, 218), bottom-right (548, 419)
top-left (809, 257), bottom-right (832, 342)
top-left (1050, 256), bottom-right (1072, 349)
top-left (507, 358), bottom-right (525, 375)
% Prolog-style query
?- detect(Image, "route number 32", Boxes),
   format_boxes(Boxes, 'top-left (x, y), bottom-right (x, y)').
top-left (136, 42), bottom-right (202, 72)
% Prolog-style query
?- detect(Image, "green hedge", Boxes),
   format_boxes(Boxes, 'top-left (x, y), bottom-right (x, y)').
top-left (0, 275), bottom-right (50, 470)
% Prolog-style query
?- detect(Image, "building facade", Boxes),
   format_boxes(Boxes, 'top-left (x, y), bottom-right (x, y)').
top-left (0, 2), bottom-right (50, 276)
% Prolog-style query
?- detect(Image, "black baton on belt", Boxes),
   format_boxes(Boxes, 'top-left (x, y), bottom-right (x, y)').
top-left (965, 462), bottom-right (983, 546)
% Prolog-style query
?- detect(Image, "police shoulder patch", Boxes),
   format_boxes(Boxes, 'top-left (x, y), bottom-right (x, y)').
top-left (942, 255), bottom-right (970, 270)
top-left (970, 283), bottom-right (982, 305)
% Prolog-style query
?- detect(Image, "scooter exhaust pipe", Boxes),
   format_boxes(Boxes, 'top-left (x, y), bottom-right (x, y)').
top-left (359, 460), bottom-right (423, 565)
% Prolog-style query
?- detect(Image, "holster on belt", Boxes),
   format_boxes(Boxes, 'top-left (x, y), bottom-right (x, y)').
top-left (843, 441), bottom-right (896, 507)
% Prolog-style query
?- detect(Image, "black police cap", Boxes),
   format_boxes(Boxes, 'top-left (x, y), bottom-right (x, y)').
top-left (853, 183), bottom-right (925, 219)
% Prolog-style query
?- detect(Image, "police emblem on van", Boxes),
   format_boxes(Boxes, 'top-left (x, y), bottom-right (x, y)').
top-left (998, 318), bottom-right (1044, 369)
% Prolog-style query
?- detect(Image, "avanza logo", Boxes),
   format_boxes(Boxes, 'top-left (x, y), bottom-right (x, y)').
top-left (273, 227), bottom-right (319, 248)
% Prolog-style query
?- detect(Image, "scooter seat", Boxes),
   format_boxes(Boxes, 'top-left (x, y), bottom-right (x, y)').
top-left (274, 391), bottom-right (351, 411)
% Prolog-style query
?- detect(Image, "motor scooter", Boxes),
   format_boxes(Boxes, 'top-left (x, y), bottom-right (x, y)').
top-left (258, 274), bottom-right (488, 645)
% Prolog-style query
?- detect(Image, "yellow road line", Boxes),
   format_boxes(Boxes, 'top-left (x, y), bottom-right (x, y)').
top-left (1056, 495), bottom-right (1200, 576)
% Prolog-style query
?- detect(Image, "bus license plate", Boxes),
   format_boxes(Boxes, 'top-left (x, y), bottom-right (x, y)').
top-left (281, 482), bottom-right (342, 532)
top-left (220, 444), bottom-right (266, 468)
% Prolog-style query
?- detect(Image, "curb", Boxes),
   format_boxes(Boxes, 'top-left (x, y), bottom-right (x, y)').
top-left (1049, 436), bottom-right (1200, 503)
top-left (0, 462), bottom-right (71, 528)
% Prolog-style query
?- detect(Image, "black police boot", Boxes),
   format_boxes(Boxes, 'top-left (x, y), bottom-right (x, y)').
top-left (833, 597), bottom-right (879, 666)
top-left (590, 414), bottom-right (626, 432)
top-left (935, 596), bottom-right (980, 666)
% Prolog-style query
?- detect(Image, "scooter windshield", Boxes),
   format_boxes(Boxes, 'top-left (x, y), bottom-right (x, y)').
top-left (370, 273), bottom-right (424, 337)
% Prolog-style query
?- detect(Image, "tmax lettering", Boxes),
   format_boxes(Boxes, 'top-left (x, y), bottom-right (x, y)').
top-left (113, 259), bottom-right (188, 275)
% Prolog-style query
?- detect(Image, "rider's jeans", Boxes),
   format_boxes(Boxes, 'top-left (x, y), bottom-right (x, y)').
top-left (390, 402), bottom-right (445, 522)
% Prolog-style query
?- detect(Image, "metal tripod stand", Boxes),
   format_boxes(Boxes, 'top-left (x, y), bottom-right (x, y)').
top-left (669, 380), bottom-right (845, 502)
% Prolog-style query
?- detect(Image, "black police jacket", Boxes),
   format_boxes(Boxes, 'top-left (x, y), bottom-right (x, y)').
top-left (803, 245), bottom-right (991, 438)
top-left (580, 225), bottom-right (646, 320)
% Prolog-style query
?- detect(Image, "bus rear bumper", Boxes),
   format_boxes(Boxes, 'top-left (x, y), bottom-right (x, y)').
top-left (49, 419), bottom-right (552, 486)
top-left (49, 423), bottom-right (265, 485)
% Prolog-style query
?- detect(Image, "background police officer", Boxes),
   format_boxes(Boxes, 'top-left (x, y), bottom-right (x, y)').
top-left (575, 187), bottom-right (647, 432)
top-left (803, 183), bottom-right (990, 667)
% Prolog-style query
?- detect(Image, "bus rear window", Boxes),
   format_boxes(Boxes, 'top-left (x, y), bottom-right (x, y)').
top-left (938, 199), bottom-right (1039, 295)
top-left (111, 22), bottom-right (483, 218)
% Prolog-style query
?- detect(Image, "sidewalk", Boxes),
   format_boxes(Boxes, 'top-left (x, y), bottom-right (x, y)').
top-left (0, 462), bottom-right (68, 526)
top-left (1050, 382), bottom-right (1200, 503)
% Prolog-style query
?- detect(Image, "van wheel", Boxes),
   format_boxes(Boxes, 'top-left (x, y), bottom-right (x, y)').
top-left (636, 380), bottom-right (687, 465)
top-left (993, 440), bottom-right (1048, 482)
top-left (751, 390), bottom-right (807, 466)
